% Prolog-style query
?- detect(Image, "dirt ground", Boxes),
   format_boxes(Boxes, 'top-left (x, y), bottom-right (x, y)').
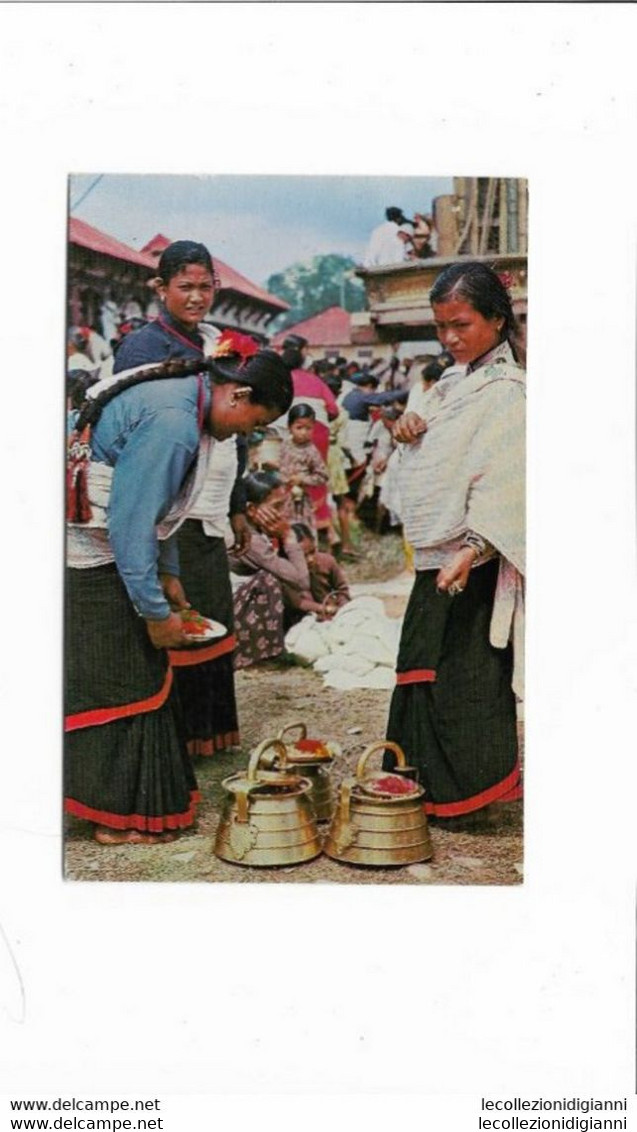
top-left (64, 529), bottom-right (523, 887)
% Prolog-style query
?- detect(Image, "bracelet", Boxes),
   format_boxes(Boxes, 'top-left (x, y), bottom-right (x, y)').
top-left (461, 531), bottom-right (488, 559)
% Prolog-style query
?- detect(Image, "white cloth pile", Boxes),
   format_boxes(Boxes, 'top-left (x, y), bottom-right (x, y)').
top-left (284, 596), bottom-right (401, 690)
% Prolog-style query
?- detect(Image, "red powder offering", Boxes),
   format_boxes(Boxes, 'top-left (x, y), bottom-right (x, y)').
top-left (180, 608), bottom-right (208, 636)
top-left (182, 620), bottom-right (207, 636)
top-left (366, 774), bottom-right (419, 796)
top-left (296, 739), bottom-right (327, 754)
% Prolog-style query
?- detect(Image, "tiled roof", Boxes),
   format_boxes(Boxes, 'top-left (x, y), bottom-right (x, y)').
top-left (141, 234), bottom-right (288, 311)
top-left (69, 217), bottom-right (156, 269)
top-left (272, 306), bottom-right (351, 347)
top-left (141, 233), bottom-right (172, 257)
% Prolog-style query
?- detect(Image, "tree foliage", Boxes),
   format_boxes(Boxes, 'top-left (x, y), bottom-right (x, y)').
top-left (266, 254), bottom-right (366, 331)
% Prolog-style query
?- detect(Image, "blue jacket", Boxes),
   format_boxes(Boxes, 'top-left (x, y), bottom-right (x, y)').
top-left (342, 387), bottom-right (408, 422)
top-left (91, 373), bottom-right (209, 620)
top-left (98, 310), bottom-right (247, 619)
top-left (114, 307), bottom-right (247, 514)
top-left (113, 308), bottom-right (204, 371)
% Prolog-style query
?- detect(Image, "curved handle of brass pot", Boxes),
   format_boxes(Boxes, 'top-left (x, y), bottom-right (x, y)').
top-left (356, 740), bottom-right (406, 780)
top-left (248, 737), bottom-right (288, 781)
top-left (276, 720), bottom-right (308, 743)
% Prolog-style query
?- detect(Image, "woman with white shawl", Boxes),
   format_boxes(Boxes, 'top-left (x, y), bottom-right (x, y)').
top-left (384, 262), bottom-right (525, 828)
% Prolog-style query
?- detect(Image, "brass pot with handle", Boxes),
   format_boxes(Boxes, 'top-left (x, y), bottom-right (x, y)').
top-left (273, 720), bottom-right (339, 823)
top-left (214, 738), bottom-right (322, 867)
top-left (324, 741), bottom-right (432, 867)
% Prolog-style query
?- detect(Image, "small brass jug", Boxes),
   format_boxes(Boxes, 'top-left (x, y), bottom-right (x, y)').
top-left (214, 738), bottom-right (322, 867)
top-left (274, 720), bottom-right (338, 822)
top-left (324, 741), bottom-right (432, 867)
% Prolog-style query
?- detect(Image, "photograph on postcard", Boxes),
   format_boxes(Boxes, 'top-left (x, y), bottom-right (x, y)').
top-left (64, 174), bottom-right (526, 884)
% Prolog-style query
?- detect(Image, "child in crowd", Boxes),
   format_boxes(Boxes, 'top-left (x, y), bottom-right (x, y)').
top-left (278, 403), bottom-right (329, 534)
top-left (290, 523), bottom-right (351, 619)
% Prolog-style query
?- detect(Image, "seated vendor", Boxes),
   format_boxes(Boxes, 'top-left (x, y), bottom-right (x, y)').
top-left (229, 471), bottom-right (323, 667)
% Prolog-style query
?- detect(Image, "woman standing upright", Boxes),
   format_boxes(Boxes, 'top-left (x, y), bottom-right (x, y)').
top-left (385, 262), bottom-right (525, 826)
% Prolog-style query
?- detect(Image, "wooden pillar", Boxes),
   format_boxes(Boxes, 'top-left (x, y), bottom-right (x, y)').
top-left (499, 178), bottom-right (508, 253)
top-left (469, 177), bottom-right (480, 255)
top-left (518, 178), bottom-right (528, 254)
top-left (479, 177), bottom-right (497, 255)
top-left (433, 194), bottom-right (459, 257)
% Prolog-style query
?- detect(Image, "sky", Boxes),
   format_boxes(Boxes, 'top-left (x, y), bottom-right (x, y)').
top-left (69, 173), bottom-right (454, 287)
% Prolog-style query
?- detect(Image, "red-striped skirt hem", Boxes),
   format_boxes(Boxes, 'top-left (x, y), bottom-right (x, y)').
top-left (64, 789), bottom-right (201, 833)
top-left (423, 764), bottom-right (522, 817)
top-left (187, 731), bottom-right (241, 757)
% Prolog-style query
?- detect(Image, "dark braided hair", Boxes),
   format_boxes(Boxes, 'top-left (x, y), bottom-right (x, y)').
top-left (73, 357), bottom-right (212, 433)
top-left (74, 349), bottom-right (293, 434)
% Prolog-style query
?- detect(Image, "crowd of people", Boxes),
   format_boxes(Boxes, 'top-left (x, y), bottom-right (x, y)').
top-left (65, 237), bottom-right (525, 849)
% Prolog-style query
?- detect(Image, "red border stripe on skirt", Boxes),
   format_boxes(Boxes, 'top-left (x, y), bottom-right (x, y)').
top-left (396, 668), bottom-right (437, 685)
top-left (168, 634), bottom-right (237, 668)
top-left (64, 789), bottom-right (201, 832)
top-left (64, 668), bottom-right (173, 732)
top-left (423, 763), bottom-right (522, 817)
top-left (187, 731), bottom-right (240, 757)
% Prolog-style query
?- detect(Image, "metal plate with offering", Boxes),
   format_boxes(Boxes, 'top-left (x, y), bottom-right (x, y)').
top-left (178, 608), bottom-right (226, 642)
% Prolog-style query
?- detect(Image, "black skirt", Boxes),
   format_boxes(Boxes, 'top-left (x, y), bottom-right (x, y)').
top-left (65, 564), bottom-right (198, 832)
top-left (169, 521), bottom-right (239, 756)
top-left (384, 557), bottom-right (521, 816)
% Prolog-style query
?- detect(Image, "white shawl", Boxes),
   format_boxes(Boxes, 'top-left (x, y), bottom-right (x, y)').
top-left (398, 343), bottom-right (526, 695)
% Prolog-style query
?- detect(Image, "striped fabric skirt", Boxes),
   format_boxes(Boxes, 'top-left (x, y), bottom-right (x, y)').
top-left (64, 564), bottom-right (199, 833)
top-left (169, 522), bottom-right (240, 757)
top-left (384, 557), bottom-right (522, 817)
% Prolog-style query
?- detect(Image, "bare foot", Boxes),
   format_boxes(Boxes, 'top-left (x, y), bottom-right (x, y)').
top-left (93, 826), bottom-right (178, 846)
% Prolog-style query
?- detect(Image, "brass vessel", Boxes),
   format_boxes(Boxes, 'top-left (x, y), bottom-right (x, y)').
top-left (324, 741), bottom-right (432, 867)
top-left (274, 720), bottom-right (338, 823)
top-left (214, 738), bottom-right (322, 867)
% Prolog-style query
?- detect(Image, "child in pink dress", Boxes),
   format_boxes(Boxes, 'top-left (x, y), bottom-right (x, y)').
top-left (278, 403), bottom-right (329, 535)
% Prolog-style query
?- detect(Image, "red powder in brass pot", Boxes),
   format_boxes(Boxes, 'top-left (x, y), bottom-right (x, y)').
top-left (295, 739), bottom-right (328, 755)
top-left (367, 775), bottom-right (419, 796)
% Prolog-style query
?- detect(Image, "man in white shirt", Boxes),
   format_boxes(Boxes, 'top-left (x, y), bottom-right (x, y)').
top-left (363, 206), bottom-right (411, 268)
